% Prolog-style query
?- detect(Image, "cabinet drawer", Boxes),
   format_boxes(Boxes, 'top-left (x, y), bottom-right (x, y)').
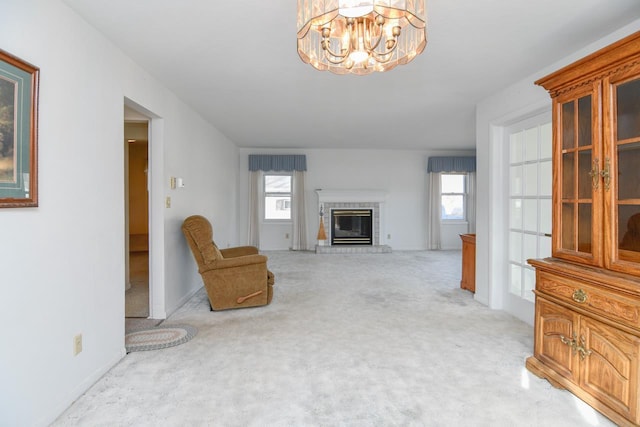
top-left (538, 272), bottom-right (640, 328)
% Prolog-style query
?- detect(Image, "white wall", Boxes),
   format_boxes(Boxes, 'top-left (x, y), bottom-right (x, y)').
top-left (0, 1), bottom-right (239, 425)
top-left (238, 148), bottom-right (475, 251)
top-left (475, 20), bottom-right (640, 324)
top-left (441, 222), bottom-right (470, 250)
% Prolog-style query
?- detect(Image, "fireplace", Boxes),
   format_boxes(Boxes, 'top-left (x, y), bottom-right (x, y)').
top-left (315, 190), bottom-right (391, 253)
top-left (331, 209), bottom-right (373, 245)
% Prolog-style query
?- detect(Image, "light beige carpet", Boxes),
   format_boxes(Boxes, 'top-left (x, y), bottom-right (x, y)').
top-left (125, 251), bottom-right (149, 318)
top-left (54, 250), bottom-right (614, 426)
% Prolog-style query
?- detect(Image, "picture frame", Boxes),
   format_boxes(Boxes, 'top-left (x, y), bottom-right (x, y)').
top-left (0, 49), bottom-right (39, 208)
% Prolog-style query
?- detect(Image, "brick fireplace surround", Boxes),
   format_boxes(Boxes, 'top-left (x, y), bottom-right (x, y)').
top-left (315, 190), bottom-right (392, 254)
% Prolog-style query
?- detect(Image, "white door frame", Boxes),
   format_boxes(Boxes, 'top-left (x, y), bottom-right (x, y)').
top-left (124, 98), bottom-right (166, 319)
top-left (502, 111), bottom-right (551, 325)
top-left (487, 102), bottom-right (550, 325)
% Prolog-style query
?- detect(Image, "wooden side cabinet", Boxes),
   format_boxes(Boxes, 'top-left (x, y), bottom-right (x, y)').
top-left (460, 233), bottom-right (475, 293)
top-left (527, 260), bottom-right (640, 426)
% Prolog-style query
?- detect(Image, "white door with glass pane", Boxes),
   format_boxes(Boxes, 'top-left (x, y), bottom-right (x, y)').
top-left (507, 115), bottom-right (552, 313)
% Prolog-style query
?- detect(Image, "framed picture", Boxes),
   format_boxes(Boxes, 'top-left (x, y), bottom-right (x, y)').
top-left (0, 49), bottom-right (39, 208)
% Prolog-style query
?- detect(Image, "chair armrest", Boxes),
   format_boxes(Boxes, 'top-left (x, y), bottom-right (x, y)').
top-left (220, 246), bottom-right (259, 258)
top-left (199, 254), bottom-right (267, 273)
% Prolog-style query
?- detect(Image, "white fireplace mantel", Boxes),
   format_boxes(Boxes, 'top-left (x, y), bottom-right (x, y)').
top-left (315, 189), bottom-right (387, 203)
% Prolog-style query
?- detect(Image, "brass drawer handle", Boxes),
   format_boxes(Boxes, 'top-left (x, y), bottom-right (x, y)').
top-left (572, 289), bottom-right (588, 303)
top-left (578, 335), bottom-right (592, 361)
top-left (559, 333), bottom-right (592, 360)
top-left (560, 333), bottom-right (578, 354)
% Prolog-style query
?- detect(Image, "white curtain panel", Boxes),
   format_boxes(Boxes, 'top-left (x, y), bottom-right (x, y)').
top-left (428, 172), bottom-right (442, 250)
top-left (292, 170), bottom-right (307, 250)
top-left (248, 170), bottom-right (261, 247)
top-left (467, 172), bottom-right (476, 234)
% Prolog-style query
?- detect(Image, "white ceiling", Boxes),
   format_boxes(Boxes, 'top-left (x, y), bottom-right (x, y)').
top-left (63, 0), bottom-right (640, 151)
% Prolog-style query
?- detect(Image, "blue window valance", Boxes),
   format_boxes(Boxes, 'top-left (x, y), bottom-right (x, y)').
top-left (427, 156), bottom-right (476, 173)
top-left (248, 154), bottom-right (307, 172)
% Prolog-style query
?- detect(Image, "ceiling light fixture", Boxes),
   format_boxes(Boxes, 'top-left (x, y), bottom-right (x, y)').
top-left (297, 0), bottom-right (427, 75)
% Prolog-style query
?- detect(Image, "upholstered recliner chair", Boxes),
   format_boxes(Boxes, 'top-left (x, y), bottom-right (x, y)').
top-left (182, 215), bottom-right (274, 310)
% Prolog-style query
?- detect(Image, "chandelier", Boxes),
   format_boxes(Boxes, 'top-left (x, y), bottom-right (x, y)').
top-left (297, 0), bottom-right (427, 75)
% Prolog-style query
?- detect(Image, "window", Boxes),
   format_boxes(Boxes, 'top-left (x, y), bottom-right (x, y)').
top-left (264, 174), bottom-right (291, 220)
top-left (441, 174), bottom-right (466, 221)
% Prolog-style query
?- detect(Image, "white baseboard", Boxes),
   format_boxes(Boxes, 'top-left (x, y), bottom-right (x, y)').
top-left (39, 348), bottom-right (126, 426)
top-left (165, 284), bottom-right (202, 317)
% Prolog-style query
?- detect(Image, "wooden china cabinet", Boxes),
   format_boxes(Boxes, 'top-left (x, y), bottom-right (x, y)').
top-left (526, 32), bottom-right (640, 427)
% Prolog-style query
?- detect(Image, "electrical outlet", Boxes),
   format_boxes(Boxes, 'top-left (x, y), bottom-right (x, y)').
top-left (165, 196), bottom-right (171, 208)
top-left (74, 334), bottom-right (83, 356)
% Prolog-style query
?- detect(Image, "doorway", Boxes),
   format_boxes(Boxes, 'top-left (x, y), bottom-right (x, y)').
top-left (125, 120), bottom-right (150, 318)
top-left (124, 99), bottom-right (167, 322)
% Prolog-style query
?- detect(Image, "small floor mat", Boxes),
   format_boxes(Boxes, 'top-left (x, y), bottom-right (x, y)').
top-left (125, 325), bottom-right (197, 353)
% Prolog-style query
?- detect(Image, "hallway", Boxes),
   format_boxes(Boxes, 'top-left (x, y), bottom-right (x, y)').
top-left (126, 250), bottom-right (148, 318)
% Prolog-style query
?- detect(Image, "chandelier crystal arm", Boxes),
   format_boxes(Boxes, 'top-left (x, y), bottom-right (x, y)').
top-left (370, 40), bottom-right (399, 61)
top-left (324, 51), bottom-right (353, 65)
top-left (370, 25), bottom-right (401, 59)
top-left (363, 15), bottom-right (385, 51)
top-left (320, 25), bottom-right (351, 62)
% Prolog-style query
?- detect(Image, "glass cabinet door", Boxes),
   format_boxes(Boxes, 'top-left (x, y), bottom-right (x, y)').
top-left (608, 74), bottom-right (640, 274)
top-left (554, 88), bottom-right (603, 266)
